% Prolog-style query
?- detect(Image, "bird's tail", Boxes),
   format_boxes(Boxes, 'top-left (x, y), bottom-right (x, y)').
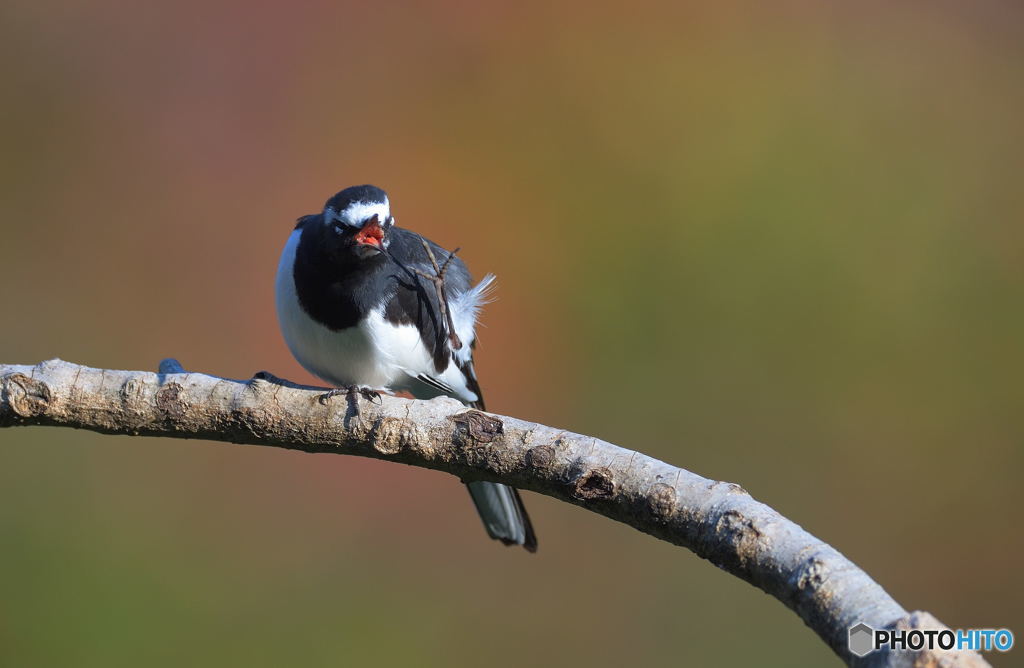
top-left (465, 481), bottom-right (537, 552)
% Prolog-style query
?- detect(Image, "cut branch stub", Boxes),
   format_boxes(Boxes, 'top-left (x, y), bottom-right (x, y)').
top-left (573, 467), bottom-right (615, 500)
top-left (2, 373), bottom-right (52, 418)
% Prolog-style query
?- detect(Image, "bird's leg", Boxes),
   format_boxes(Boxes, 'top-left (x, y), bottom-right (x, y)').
top-left (414, 240), bottom-right (464, 351)
top-left (318, 385), bottom-right (381, 407)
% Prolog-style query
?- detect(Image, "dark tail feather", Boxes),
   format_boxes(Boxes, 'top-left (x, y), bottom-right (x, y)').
top-left (465, 481), bottom-right (538, 552)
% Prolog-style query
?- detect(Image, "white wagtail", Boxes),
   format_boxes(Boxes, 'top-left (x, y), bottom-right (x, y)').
top-left (275, 185), bottom-right (537, 551)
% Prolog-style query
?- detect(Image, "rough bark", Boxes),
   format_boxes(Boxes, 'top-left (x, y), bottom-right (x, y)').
top-left (0, 359), bottom-right (990, 667)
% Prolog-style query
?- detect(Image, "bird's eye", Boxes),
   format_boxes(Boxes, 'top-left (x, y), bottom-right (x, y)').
top-left (385, 216), bottom-right (395, 227)
top-left (332, 223), bottom-right (345, 235)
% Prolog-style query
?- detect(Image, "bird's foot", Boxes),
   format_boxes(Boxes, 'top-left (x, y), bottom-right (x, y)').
top-left (353, 386), bottom-right (382, 405)
top-left (318, 385), bottom-right (382, 408)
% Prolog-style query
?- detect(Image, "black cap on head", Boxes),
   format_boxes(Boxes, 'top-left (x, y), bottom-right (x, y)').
top-left (325, 184), bottom-right (388, 212)
top-left (323, 184), bottom-right (392, 231)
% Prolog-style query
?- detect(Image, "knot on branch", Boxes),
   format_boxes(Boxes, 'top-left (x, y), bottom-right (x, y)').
top-left (573, 467), bottom-right (615, 500)
top-left (155, 382), bottom-right (187, 420)
top-left (525, 444), bottom-right (555, 471)
top-left (647, 482), bottom-right (677, 520)
top-left (452, 410), bottom-right (503, 445)
top-left (451, 410), bottom-right (508, 475)
top-left (708, 510), bottom-right (764, 572)
top-left (368, 417), bottom-right (409, 455)
top-left (2, 373), bottom-right (52, 419)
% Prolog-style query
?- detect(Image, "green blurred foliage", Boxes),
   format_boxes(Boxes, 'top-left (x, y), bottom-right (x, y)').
top-left (1, 1), bottom-right (1021, 666)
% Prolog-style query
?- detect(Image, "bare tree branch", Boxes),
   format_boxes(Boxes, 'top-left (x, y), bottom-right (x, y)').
top-left (0, 359), bottom-right (989, 667)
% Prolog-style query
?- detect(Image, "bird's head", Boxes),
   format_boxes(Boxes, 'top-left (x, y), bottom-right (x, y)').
top-left (321, 185), bottom-right (395, 260)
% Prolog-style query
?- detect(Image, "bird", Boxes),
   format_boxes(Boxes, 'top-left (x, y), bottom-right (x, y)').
top-left (275, 184), bottom-right (537, 552)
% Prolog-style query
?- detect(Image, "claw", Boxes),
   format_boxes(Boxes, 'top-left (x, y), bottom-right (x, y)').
top-left (358, 387), bottom-right (382, 404)
top-left (318, 387), bottom-right (349, 405)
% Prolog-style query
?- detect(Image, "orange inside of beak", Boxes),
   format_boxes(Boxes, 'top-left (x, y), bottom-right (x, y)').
top-left (355, 218), bottom-right (384, 247)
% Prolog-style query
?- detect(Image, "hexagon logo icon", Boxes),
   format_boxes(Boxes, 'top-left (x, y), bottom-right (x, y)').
top-left (849, 622), bottom-right (876, 658)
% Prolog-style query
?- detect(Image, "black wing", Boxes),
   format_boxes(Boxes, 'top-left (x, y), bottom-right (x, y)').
top-left (382, 226), bottom-right (474, 375)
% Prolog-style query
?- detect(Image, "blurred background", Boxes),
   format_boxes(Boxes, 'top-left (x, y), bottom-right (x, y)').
top-left (1, 0), bottom-right (1021, 665)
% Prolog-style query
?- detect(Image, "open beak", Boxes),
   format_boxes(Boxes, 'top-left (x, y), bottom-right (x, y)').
top-left (354, 214), bottom-right (385, 249)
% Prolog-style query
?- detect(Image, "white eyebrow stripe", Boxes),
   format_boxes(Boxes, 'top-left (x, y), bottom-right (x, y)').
top-left (330, 199), bottom-right (391, 228)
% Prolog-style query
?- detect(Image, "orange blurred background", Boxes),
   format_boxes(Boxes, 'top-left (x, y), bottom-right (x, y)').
top-left (1, 1), bottom-right (1022, 666)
